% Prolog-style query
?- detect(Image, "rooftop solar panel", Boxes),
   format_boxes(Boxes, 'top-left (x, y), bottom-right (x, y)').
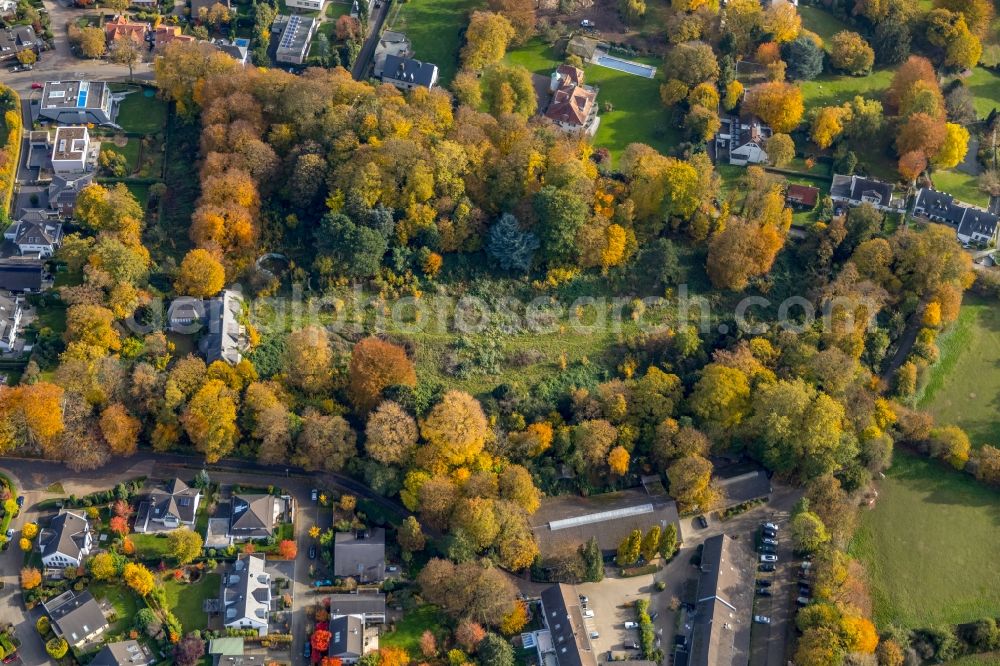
top-left (548, 503), bottom-right (654, 531)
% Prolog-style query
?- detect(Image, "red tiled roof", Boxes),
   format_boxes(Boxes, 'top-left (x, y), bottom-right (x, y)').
top-left (786, 184), bottom-right (819, 207)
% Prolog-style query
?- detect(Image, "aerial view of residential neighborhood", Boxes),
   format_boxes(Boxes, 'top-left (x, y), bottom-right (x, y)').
top-left (1, 0), bottom-right (1000, 663)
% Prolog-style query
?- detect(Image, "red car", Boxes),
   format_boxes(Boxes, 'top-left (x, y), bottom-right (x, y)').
top-left (30, 82), bottom-right (43, 89)
top-left (2, 652), bottom-right (18, 663)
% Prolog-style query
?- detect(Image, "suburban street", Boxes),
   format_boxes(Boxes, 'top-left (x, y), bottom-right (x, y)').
top-left (0, 453), bottom-right (407, 664)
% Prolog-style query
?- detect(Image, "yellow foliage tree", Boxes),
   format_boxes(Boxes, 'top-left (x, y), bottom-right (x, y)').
top-left (923, 301), bottom-right (942, 327)
top-left (743, 82), bottom-right (804, 133)
top-left (810, 105), bottom-right (851, 150)
top-left (420, 391), bottom-right (489, 468)
top-left (22, 523), bottom-right (37, 540)
top-left (20, 566), bottom-right (41, 590)
top-left (608, 445), bottom-right (630, 476)
top-left (932, 123), bottom-right (970, 169)
top-left (174, 248), bottom-right (226, 298)
top-left (123, 563), bottom-right (156, 596)
top-left (89, 552), bottom-right (117, 580)
top-left (460, 11), bottom-right (515, 70)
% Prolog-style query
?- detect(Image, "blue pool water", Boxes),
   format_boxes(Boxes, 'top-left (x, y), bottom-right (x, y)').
top-left (234, 38), bottom-right (250, 47)
top-left (594, 54), bottom-right (656, 79)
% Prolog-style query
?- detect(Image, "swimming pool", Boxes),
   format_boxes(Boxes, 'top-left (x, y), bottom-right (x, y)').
top-left (594, 54), bottom-right (657, 79)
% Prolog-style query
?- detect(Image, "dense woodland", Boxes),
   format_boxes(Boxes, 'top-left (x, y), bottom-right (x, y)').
top-left (2, 0), bottom-right (1000, 663)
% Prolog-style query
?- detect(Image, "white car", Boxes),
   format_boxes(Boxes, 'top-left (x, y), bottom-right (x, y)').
top-left (760, 554), bottom-right (778, 563)
top-left (583, 610), bottom-right (595, 619)
top-left (762, 537), bottom-right (778, 546)
top-left (797, 597), bottom-right (811, 606)
top-left (762, 522), bottom-right (779, 532)
top-left (753, 615), bottom-right (771, 624)
top-left (624, 621), bottom-right (639, 629)
top-left (589, 630), bottom-right (599, 639)
top-left (580, 19), bottom-right (595, 27)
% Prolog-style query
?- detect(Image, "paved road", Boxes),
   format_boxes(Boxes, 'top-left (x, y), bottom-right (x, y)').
top-left (351, 0), bottom-right (391, 80)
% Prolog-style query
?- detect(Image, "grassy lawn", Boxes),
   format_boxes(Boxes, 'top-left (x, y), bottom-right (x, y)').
top-left (956, 67), bottom-right (1000, 120)
top-left (89, 582), bottom-right (140, 634)
top-left (799, 68), bottom-right (895, 108)
top-left (163, 573), bottom-right (221, 632)
top-left (380, 605), bottom-right (443, 654)
top-left (325, 1), bottom-right (349, 17)
top-left (944, 653), bottom-right (1000, 665)
top-left (131, 533), bottom-right (173, 560)
top-left (101, 139), bottom-right (140, 175)
top-left (387, 0), bottom-right (481, 85)
top-left (798, 5), bottom-right (852, 44)
top-left (506, 39), bottom-right (678, 163)
top-left (126, 182), bottom-right (151, 211)
top-left (115, 89), bottom-right (169, 135)
top-left (920, 294), bottom-right (1000, 447)
top-left (931, 169), bottom-right (988, 207)
top-left (849, 451), bottom-right (1000, 629)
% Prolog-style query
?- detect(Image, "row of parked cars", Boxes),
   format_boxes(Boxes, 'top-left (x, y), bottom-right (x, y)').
top-left (754, 522), bottom-right (779, 625)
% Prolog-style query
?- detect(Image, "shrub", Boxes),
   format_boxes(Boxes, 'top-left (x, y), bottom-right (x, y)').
top-left (45, 637), bottom-right (68, 659)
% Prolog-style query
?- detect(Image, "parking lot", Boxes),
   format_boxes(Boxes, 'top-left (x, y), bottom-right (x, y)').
top-left (575, 568), bottom-right (672, 661)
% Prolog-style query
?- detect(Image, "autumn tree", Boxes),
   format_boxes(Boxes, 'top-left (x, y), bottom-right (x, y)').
top-left (898, 150), bottom-right (928, 182)
top-left (829, 31), bottom-right (874, 74)
top-left (616, 528), bottom-right (642, 565)
top-left (932, 122), bottom-right (970, 168)
top-left (294, 410), bottom-right (356, 472)
top-left (763, 0), bottom-right (800, 42)
top-left (724, 0), bottom-right (764, 55)
top-left (420, 391), bottom-right (489, 468)
top-left (662, 41), bottom-right (719, 87)
top-left (640, 525), bottom-right (661, 561)
top-left (100, 404), bottom-right (140, 457)
top-left (182, 379), bottom-right (239, 463)
top-left (417, 558), bottom-right (517, 626)
top-left (168, 528), bottom-right (203, 564)
top-left (365, 400), bottom-right (418, 464)
top-left (88, 552), bottom-right (118, 580)
top-left (667, 455), bottom-right (718, 512)
top-left (109, 516), bottom-right (130, 536)
top-left (174, 634), bottom-right (206, 666)
top-left (461, 11), bottom-right (514, 71)
top-left (278, 539), bottom-right (297, 559)
top-left (790, 511), bottom-right (830, 552)
top-left (936, 0), bottom-right (994, 36)
top-left (488, 0), bottom-right (534, 41)
top-left (77, 26), bottom-right (106, 58)
top-left (154, 40), bottom-right (240, 116)
top-left (766, 133), bottom-right (795, 167)
top-left (174, 249), bottom-right (225, 298)
top-left (707, 218), bottom-right (785, 290)
top-left (481, 64), bottom-right (537, 118)
top-left (887, 56), bottom-right (938, 111)
top-left (284, 326), bottom-right (336, 394)
top-left (124, 562), bottom-right (156, 596)
top-left (896, 112), bottom-right (947, 158)
top-left (498, 464), bottom-right (541, 514)
top-left (455, 620), bottom-right (487, 651)
top-left (742, 82), bottom-right (804, 133)
top-left (607, 445), bottom-right (630, 476)
top-left (20, 567), bottom-right (41, 590)
top-left (397, 516), bottom-right (426, 553)
top-left (811, 105), bottom-right (851, 149)
top-left (108, 38), bottom-right (142, 81)
top-left (348, 338), bottom-right (417, 413)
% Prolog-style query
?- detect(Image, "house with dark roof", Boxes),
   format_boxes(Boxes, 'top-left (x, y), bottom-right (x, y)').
top-left (221, 554), bottom-right (271, 635)
top-left (334, 528), bottom-right (386, 582)
top-left (0, 25), bottom-right (39, 62)
top-left (229, 494), bottom-right (287, 541)
top-left (328, 614), bottom-right (372, 663)
top-left (373, 31), bottom-right (411, 78)
top-left (44, 590), bottom-right (108, 648)
top-left (326, 593), bottom-right (387, 623)
top-left (913, 187), bottom-right (1000, 245)
top-left (686, 534), bottom-right (754, 666)
top-left (785, 184), bottom-right (819, 209)
top-left (90, 639), bottom-right (155, 666)
top-left (0, 293), bottom-right (25, 353)
top-left (0, 260), bottom-right (44, 292)
top-left (380, 55), bottom-right (439, 91)
top-left (544, 65), bottom-right (599, 136)
top-left (39, 511), bottom-right (92, 568)
top-left (538, 584), bottom-right (598, 666)
top-left (716, 470), bottom-right (771, 509)
top-left (716, 116), bottom-right (771, 166)
top-left (3, 212), bottom-right (63, 258)
top-left (135, 478), bottom-right (203, 533)
top-left (530, 488), bottom-right (681, 559)
top-left (830, 174), bottom-right (905, 213)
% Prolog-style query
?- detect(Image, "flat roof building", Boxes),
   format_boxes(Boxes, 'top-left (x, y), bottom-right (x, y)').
top-left (52, 126), bottom-right (92, 174)
top-left (687, 535), bottom-right (755, 666)
top-left (38, 81), bottom-right (118, 126)
top-left (273, 15), bottom-right (317, 65)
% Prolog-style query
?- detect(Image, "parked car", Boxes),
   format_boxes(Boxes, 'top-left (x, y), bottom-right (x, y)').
top-left (761, 537), bottom-right (778, 546)
top-left (31, 81), bottom-right (43, 89)
top-left (756, 579), bottom-right (772, 587)
top-left (580, 19), bottom-right (595, 27)
top-left (759, 563), bottom-right (776, 572)
top-left (579, 595), bottom-right (589, 604)
top-left (797, 596), bottom-right (811, 606)
top-left (762, 522), bottom-right (779, 532)
top-left (304, 642), bottom-right (311, 659)
top-left (696, 515), bottom-right (708, 528)
top-left (759, 544), bottom-right (776, 554)
top-left (589, 631), bottom-right (599, 639)
top-left (15, 496), bottom-right (23, 507)
top-left (4, 529), bottom-right (12, 539)
top-left (753, 615), bottom-right (771, 624)
top-left (649, 612), bottom-right (658, 621)
top-left (755, 588), bottom-right (772, 597)
top-left (311, 488), bottom-right (318, 502)
top-left (313, 579), bottom-right (332, 587)
top-left (760, 554), bottom-right (778, 563)
top-left (308, 545), bottom-right (317, 560)
top-left (583, 610), bottom-right (595, 619)
top-left (624, 621), bottom-right (639, 629)
top-left (762, 529), bottom-right (777, 539)
top-left (624, 641), bottom-right (640, 650)
top-left (1, 653), bottom-right (15, 664)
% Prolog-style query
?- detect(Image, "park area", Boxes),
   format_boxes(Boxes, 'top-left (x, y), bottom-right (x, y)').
top-left (849, 451), bottom-right (1000, 629)
top-left (920, 295), bottom-right (1000, 447)
top-left (506, 39), bottom-right (675, 162)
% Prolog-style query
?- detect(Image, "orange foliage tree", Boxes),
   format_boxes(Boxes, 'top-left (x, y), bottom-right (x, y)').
top-left (20, 566), bottom-right (41, 590)
top-left (347, 337), bottom-right (417, 413)
top-left (311, 629), bottom-right (331, 653)
top-left (109, 516), bottom-right (130, 536)
top-left (277, 540), bottom-right (297, 559)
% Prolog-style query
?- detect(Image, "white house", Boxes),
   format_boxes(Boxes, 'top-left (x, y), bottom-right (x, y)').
top-left (134, 478), bottom-right (202, 533)
top-left (39, 511), bottom-right (92, 568)
top-left (222, 554), bottom-right (271, 636)
top-left (716, 116), bottom-right (771, 166)
top-left (4, 212), bottom-right (63, 258)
